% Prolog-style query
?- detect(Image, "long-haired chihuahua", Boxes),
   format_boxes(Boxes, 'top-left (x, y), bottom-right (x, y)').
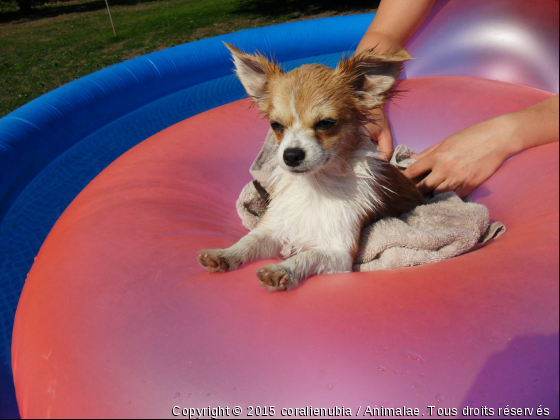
top-left (198, 43), bottom-right (424, 291)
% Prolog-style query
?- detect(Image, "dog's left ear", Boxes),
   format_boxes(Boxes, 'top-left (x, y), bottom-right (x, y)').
top-left (336, 48), bottom-right (412, 107)
top-left (224, 42), bottom-right (282, 108)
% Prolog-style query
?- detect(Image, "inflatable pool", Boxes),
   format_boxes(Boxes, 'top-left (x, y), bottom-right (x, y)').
top-left (2, 0), bottom-right (558, 417)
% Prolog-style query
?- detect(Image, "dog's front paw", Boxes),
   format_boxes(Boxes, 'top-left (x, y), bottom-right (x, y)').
top-left (198, 249), bottom-right (232, 273)
top-left (257, 264), bottom-right (296, 291)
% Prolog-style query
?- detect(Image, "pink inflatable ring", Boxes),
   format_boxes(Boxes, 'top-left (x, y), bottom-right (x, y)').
top-left (12, 1), bottom-right (559, 418)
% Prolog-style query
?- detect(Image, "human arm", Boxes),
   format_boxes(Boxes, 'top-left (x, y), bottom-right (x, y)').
top-left (404, 95), bottom-right (560, 197)
top-left (356, 0), bottom-right (435, 159)
top-left (356, 0), bottom-right (435, 55)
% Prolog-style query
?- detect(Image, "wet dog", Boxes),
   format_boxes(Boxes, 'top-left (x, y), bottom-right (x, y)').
top-left (198, 44), bottom-right (423, 291)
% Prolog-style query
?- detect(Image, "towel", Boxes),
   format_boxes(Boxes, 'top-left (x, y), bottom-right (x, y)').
top-left (236, 131), bottom-right (506, 271)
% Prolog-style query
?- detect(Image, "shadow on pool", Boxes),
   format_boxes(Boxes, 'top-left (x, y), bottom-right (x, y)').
top-left (234, 0), bottom-right (381, 18)
top-left (1, 0), bottom-right (379, 24)
top-left (0, 0), bottom-right (160, 24)
top-left (459, 333), bottom-right (559, 418)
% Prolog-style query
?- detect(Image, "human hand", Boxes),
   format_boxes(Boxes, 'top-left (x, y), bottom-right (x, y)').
top-left (366, 108), bottom-right (394, 161)
top-left (404, 115), bottom-right (516, 198)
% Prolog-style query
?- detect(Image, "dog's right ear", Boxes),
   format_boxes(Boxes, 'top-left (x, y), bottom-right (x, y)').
top-left (336, 48), bottom-right (412, 108)
top-left (224, 43), bottom-right (282, 107)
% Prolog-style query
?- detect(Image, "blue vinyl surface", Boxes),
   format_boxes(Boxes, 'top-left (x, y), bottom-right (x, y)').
top-left (0, 14), bottom-right (373, 415)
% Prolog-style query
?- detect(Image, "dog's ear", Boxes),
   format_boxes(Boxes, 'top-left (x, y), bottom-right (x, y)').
top-left (336, 48), bottom-right (412, 107)
top-left (224, 43), bottom-right (282, 106)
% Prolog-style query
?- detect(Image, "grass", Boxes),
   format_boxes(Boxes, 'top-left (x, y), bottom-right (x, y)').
top-left (0, 0), bottom-right (379, 117)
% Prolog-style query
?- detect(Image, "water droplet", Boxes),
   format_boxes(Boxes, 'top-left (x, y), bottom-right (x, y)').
top-left (393, 369), bottom-right (400, 375)
top-left (174, 392), bottom-right (181, 398)
top-left (412, 383), bottom-right (421, 388)
top-left (436, 394), bottom-right (445, 402)
top-left (327, 383), bottom-right (334, 390)
top-left (377, 365), bottom-right (386, 372)
top-left (399, 351), bottom-right (426, 364)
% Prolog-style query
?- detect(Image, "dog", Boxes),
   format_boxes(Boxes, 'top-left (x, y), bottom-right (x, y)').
top-left (197, 43), bottom-right (424, 291)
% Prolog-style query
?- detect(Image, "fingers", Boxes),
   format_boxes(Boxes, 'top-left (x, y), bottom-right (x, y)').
top-left (404, 154), bottom-right (434, 179)
top-left (455, 184), bottom-right (475, 198)
top-left (411, 141), bottom-right (442, 160)
top-left (455, 174), bottom-right (489, 198)
top-left (433, 178), bottom-right (462, 195)
top-left (376, 131), bottom-right (394, 161)
top-left (365, 117), bottom-right (394, 161)
top-left (416, 172), bottom-right (446, 195)
top-left (364, 122), bottom-right (380, 139)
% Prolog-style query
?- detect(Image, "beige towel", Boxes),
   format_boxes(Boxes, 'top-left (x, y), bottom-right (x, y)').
top-left (236, 132), bottom-right (506, 272)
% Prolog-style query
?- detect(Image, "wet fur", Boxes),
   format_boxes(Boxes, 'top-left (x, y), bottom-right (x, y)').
top-left (198, 44), bottom-right (424, 291)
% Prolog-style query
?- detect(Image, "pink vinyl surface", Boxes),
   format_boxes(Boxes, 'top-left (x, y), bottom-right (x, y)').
top-left (405, 0), bottom-right (559, 94)
top-left (12, 77), bottom-right (559, 418)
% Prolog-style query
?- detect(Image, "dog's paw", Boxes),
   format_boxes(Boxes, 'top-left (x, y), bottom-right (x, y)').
top-left (257, 264), bottom-right (296, 291)
top-left (198, 249), bottom-right (231, 273)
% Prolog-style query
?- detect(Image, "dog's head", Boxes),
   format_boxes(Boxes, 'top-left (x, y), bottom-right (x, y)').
top-left (225, 43), bottom-right (412, 175)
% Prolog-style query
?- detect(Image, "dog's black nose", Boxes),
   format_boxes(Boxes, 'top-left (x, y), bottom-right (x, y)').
top-left (283, 148), bottom-right (306, 167)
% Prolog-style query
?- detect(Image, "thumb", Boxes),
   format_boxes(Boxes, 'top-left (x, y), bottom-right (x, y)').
top-left (376, 130), bottom-right (394, 161)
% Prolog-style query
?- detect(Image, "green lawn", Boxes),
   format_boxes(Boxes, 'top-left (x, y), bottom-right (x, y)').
top-left (0, 0), bottom-right (378, 117)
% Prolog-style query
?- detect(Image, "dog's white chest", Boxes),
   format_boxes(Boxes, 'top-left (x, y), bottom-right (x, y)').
top-left (263, 176), bottom-right (368, 253)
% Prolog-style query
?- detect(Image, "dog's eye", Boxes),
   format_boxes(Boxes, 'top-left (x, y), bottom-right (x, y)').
top-left (270, 122), bottom-right (284, 132)
top-left (315, 118), bottom-right (337, 131)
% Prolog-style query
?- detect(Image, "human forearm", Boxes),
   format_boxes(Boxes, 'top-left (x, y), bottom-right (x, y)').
top-left (356, 0), bottom-right (434, 159)
top-left (505, 95), bottom-right (560, 157)
top-left (356, 0), bottom-right (435, 54)
top-left (356, 31), bottom-right (403, 55)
